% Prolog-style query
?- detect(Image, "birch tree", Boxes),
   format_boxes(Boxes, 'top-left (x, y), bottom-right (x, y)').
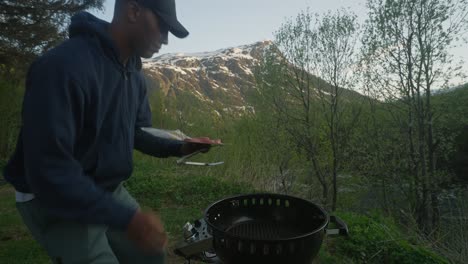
top-left (362, 0), bottom-right (468, 231)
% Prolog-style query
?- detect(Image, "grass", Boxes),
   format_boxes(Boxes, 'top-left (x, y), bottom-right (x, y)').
top-left (1, 149), bottom-right (40, 260)
top-left (126, 154), bottom-right (255, 261)
top-left (0, 187), bottom-right (50, 263)
top-left (0, 153), bottom-right (450, 264)
top-left (0, 154), bottom-right (255, 264)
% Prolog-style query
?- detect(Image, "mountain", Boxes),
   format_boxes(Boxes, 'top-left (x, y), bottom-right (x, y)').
top-left (143, 41), bottom-right (273, 117)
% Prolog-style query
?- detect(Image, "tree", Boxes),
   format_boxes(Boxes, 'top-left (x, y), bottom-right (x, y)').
top-left (362, 0), bottom-right (468, 232)
top-left (256, 12), bottom-right (328, 202)
top-left (312, 9), bottom-right (362, 211)
top-left (256, 9), bottom-right (361, 210)
top-left (0, 0), bottom-right (104, 76)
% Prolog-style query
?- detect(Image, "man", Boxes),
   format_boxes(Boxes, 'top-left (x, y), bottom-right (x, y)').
top-left (2, 0), bottom-right (208, 263)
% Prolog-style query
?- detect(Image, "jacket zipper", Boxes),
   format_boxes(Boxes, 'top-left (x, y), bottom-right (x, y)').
top-left (121, 70), bottom-right (131, 166)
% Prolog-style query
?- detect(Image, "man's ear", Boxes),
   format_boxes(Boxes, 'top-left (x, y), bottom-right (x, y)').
top-left (126, 1), bottom-right (141, 23)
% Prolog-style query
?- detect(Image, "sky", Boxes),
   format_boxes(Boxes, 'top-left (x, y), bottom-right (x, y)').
top-left (90, 0), bottom-right (368, 54)
top-left (91, 0), bottom-right (467, 82)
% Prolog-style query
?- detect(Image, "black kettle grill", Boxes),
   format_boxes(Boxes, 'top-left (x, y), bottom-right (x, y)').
top-left (175, 193), bottom-right (348, 264)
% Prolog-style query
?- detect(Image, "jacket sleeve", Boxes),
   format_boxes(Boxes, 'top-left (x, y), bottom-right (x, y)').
top-left (134, 128), bottom-right (184, 157)
top-left (22, 57), bottom-right (136, 230)
top-left (134, 76), bottom-right (184, 157)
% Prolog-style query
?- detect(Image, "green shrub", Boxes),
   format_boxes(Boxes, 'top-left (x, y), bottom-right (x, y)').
top-left (0, 78), bottom-right (23, 162)
top-left (323, 212), bottom-right (449, 264)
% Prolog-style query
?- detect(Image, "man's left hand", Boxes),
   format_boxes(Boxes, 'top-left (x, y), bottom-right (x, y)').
top-left (180, 142), bottom-right (211, 156)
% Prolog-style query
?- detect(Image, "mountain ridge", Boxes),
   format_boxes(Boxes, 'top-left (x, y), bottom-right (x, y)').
top-left (142, 41), bottom-right (272, 117)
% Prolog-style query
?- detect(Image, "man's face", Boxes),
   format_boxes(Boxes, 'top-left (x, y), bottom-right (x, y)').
top-left (130, 4), bottom-right (169, 58)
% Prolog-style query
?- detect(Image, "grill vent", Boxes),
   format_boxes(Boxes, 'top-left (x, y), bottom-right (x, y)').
top-left (226, 220), bottom-right (302, 240)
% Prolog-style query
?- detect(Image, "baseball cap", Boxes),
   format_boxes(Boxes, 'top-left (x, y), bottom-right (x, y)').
top-left (138, 0), bottom-right (189, 38)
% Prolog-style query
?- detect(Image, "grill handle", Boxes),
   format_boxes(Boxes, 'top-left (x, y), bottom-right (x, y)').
top-left (325, 215), bottom-right (349, 236)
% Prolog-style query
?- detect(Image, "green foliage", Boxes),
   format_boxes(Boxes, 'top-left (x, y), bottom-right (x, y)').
top-left (256, 8), bottom-right (365, 210)
top-left (126, 152), bottom-right (255, 210)
top-left (432, 84), bottom-right (468, 180)
top-left (1, 158), bottom-right (448, 264)
top-left (0, 0), bottom-right (104, 73)
top-left (0, 187), bottom-right (50, 263)
top-left (0, 78), bottom-right (23, 162)
top-left (326, 212), bottom-right (449, 264)
top-left (0, 239), bottom-right (50, 264)
top-left (0, 155), bottom-right (256, 263)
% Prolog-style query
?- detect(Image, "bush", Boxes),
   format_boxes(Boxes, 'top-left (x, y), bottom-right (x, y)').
top-left (320, 212), bottom-right (449, 264)
top-left (0, 77), bottom-right (23, 162)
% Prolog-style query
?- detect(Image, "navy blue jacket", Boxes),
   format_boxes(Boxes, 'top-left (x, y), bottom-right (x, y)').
top-left (3, 12), bottom-right (183, 230)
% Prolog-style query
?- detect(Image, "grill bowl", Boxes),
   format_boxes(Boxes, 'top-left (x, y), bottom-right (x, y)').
top-left (204, 193), bottom-right (330, 264)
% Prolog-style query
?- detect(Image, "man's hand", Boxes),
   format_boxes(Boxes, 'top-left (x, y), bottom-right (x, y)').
top-left (126, 210), bottom-right (167, 254)
top-left (180, 142), bottom-right (211, 156)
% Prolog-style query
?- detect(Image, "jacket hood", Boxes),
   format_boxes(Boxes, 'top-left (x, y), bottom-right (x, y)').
top-left (69, 12), bottom-right (142, 72)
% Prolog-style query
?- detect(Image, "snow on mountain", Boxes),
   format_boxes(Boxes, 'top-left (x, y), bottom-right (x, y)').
top-left (142, 41), bottom-right (272, 116)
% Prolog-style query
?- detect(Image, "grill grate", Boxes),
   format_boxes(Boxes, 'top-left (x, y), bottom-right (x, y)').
top-left (226, 220), bottom-right (302, 240)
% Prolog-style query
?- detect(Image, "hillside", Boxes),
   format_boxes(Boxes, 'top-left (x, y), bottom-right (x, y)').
top-left (432, 83), bottom-right (468, 181)
top-left (142, 41), bottom-right (368, 119)
top-left (143, 41), bottom-right (271, 117)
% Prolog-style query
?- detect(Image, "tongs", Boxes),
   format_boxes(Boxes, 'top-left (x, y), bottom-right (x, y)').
top-left (176, 149), bottom-right (224, 166)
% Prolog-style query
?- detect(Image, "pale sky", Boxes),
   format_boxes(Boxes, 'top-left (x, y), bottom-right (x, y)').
top-left (91, 0), bottom-right (467, 82)
top-left (90, 0), bottom-right (368, 54)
